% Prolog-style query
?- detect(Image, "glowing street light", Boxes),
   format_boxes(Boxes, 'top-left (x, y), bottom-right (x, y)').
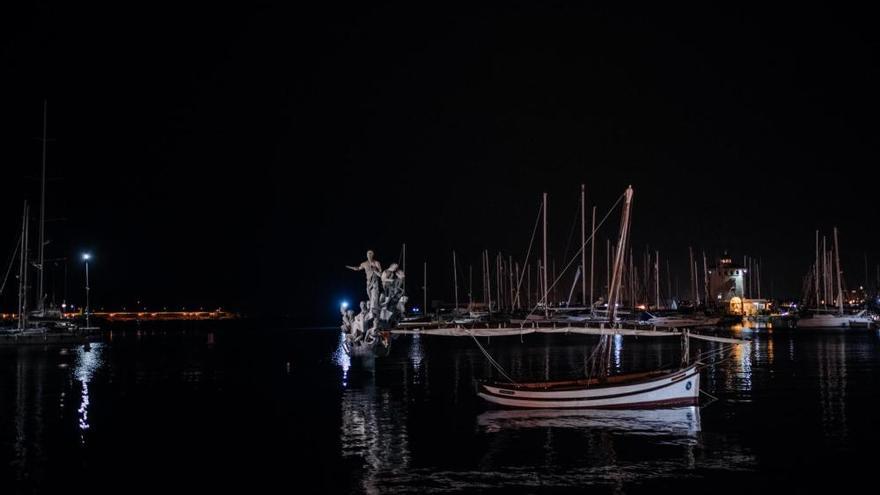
top-left (83, 253), bottom-right (91, 328)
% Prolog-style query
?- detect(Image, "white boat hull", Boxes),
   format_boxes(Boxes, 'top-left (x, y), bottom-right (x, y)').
top-left (478, 365), bottom-right (700, 409)
top-left (796, 315), bottom-right (874, 328)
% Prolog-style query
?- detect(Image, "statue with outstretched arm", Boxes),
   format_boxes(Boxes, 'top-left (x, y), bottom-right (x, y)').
top-left (347, 250), bottom-right (383, 317)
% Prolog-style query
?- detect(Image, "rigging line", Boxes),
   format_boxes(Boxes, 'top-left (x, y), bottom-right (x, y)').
top-left (523, 191), bottom-right (626, 321)
top-left (0, 233), bottom-right (23, 297)
top-left (512, 201), bottom-right (543, 305)
top-left (469, 331), bottom-right (518, 385)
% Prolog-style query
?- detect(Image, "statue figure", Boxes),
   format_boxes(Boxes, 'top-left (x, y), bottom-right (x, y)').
top-left (340, 308), bottom-right (354, 334)
top-left (396, 295), bottom-right (408, 316)
top-left (347, 250), bottom-right (382, 317)
top-left (380, 263), bottom-right (407, 306)
top-left (344, 249), bottom-right (407, 352)
top-left (381, 263), bottom-right (399, 296)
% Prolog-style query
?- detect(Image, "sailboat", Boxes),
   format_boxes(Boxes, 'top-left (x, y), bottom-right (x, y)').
top-left (392, 186), bottom-right (748, 409)
top-left (798, 228), bottom-right (875, 329)
top-left (0, 202), bottom-right (52, 340)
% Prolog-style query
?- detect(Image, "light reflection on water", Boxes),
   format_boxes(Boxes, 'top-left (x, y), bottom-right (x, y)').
top-left (333, 332), bottom-right (351, 387)
top-left (2, 325), bottom-right (879, 492)
top-left (75, 344), bottom-right (103, 442)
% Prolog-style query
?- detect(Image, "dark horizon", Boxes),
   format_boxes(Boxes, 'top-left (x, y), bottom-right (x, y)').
top-left (3, 3), bottom-right (880, 324)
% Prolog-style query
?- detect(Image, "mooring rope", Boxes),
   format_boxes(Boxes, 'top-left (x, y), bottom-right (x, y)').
top-left (469, 331), bottom-right (518, 385)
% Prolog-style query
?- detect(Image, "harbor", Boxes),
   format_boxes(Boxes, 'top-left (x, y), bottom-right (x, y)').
top-left (6, 2), bottom-right (880, 494)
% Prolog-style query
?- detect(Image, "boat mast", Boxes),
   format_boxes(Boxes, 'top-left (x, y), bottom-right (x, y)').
top-left (823, 236), bottom-right (828, 308)
top-left (702, 251), bottom-right (709, 307)
top-left (581, 184), bottom-right (586, 307)
top-left (655, 250), bottom-right (660, 310)
top-left (590, 206), bottom-right (596, 312)
top-left (452, 250), bottom-right (459, 311)
top-left (757, 258), bottom-right (762, 299)
top-left (607, 186), bottom-right (634, 323)
top-left (834, 227), bottom-right (843, 315)
top-left (542, 192), bottom-right (548, 318)
top-left (37, 100), bottom-right (48, 314)
top-left (508, 255), bottom-right (514, 309)
top-left (606, 239), bottom-right (611, 299)
top-left (815, 230), bottom-right (820, 307)
top-left (422, 261), bottom-right (427, 315)
top-left (688, 247), bottom-right (695, 305)
top-left (18, 202), bottom-right (30, 329)
top-left (485, 250), bottom-right (492, 314)
top-left (514, 261), bottom-right (521, 309)
top-left (469, 264), bottom-right (473, 309)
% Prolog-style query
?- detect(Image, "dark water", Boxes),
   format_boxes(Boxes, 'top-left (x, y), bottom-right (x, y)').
top-left (2, 322), bottom-right (879, 494)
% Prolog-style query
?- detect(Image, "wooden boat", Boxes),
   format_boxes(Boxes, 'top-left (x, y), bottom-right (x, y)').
top-left (478, 364), bottom-right (700, 409)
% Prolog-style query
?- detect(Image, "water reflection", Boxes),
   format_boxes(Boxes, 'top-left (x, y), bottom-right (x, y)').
top-left (333, 332), bottom-right (351, 387)
top-left (478, 406), bottom-right (701, 437)
top-left (817, 335), bottom-right (847, 443)
top-left (74, 344), bottom-right (103, 443)
top-left (339, 372), bottom-right (410, 494)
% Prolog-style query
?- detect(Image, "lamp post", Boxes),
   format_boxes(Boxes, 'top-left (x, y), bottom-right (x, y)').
top-left (83, 253), bottom-right (91, 328)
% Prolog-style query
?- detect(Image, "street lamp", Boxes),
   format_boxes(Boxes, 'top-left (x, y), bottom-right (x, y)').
top-left (83, 253), bottom-right (91, 328)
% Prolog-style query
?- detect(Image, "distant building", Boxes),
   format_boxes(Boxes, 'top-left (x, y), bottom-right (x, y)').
top-left (708, 253), bottom-right (748, 314)
top-left (707, 253), bottom-right (771, 315)
top-left (708, 253), bottom-right (745, 303)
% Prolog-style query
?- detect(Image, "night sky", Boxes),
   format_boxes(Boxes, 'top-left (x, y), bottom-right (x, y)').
top-left (2, 3), bottom-right (879, 323)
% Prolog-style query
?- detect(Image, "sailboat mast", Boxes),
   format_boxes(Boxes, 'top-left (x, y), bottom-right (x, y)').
top-left (452, 250), bottom-right (459, 311)
top-left (423, 261), bottom-right (427, 315)
top-left (18, 202), bottom-right (30, 329)
top-left (834, 227), bottom-right (843, 315)
top-left (485, 250), bottom-right (492, 314)
top-left (655, 250), bottom-right (660, 310)
top-left (580, 184), bottom-right (586, 307)
top-left (607, 186), bottom-right (634, 322)
top-left (823, 236), bottom-right (828, 308)
top-left (514, 261), bottom-right (521, 309)
top-left (815, 230), bottom-right (820, 307)
top-left (590, 206), bottom-right (596, 312)
top-left (702, 251), bottom-right (709, 307)
top-left (469, 264), bottom-right (473, 308)
top-left (508, 255), bottom-right (514, 309)
top-left (37, 100), bottom-right (48, 313)
top-left (688, 247), bottom-right (695, 304)
top-left (542, 192), bottom-right (548, 318)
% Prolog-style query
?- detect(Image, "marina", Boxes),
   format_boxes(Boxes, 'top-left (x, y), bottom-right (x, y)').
top-left (6, 2), bottom-right (880, 493)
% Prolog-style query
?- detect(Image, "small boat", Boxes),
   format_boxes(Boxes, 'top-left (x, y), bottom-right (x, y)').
top-left (639, 312), bottom-right (720, 328)
top-left (796, 310), bottom-right (874, 328)
top-left (478, 364), bottom-right (700, 409)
